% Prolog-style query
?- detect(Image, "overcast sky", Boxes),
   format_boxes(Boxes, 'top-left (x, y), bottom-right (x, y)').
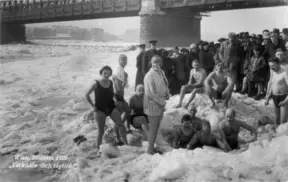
top-left (28, 6), bottom-right (288, 41)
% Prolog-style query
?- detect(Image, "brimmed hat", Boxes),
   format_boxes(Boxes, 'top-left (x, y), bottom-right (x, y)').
top-left (273, 28), bottom-right (280, 34)
top-left (138, 44), bottom-right (146, 48)
top-left (202, 41), bottom-right (209, 46)
top-left (218, 38), bottom-right (226, 42)
top-left (149, 40), bottom-right (158, 45)
top-left (241, 32), bottom-right (249, 39)
top-left (256, 34), bottom-right (263, 40)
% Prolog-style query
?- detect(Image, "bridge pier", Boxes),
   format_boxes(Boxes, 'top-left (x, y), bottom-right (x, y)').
top-left (0, 24), bottom-right (26, 44)
top-left (139, 0), bottom-right (201, 47)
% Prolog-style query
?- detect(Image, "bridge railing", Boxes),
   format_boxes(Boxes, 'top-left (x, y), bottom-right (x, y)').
top-left (0, 0), bottom-right (141, 23)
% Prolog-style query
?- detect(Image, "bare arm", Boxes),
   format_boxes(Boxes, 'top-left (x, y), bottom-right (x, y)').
top-left (85, 83), bottom-right (96, 109)
top-left (172, 129), bottom-right (181, 149)
top-left (282, 71), bottom-right (288, 103)
top-left (238, 121), bottom-right (257, 140)
top-left (218, 122), bottom-right (232, 151)
top-left (204, 72), bottom-right (215, 87)
top-left (219, 43), bottom-right (225, 62)
top-left (188, 70), bottom-right (195, 85)
top-left (187, 132), bottom-right (200, 149)
top-left (266, 70), bottom-right (273, 99)
top-left (225, 73), bottom-right (235, 91)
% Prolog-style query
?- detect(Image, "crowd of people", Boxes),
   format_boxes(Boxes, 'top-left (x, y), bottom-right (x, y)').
top-left (85, 27), bottom-right (288, 155)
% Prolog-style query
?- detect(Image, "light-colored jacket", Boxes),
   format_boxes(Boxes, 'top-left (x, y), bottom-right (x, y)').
top-left (143, 68), bottom-right (169, 116)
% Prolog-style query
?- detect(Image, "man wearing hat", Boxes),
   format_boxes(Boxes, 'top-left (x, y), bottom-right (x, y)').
top-left (199, 41), bottom-right (215, 75)
top-left (281, 28), bottom-right (288, 42)
top-left (142, 40), bottom-right (159, 76)
top-left (219, 32), bottom-right (241, 74)
top-left (263, 30), bottom-right (286, 60)
top-left (135, 44), bottom-right (146, 90)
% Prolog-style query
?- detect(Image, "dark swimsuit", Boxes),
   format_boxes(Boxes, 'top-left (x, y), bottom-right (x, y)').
top-left (215, 90), bottom-right (222, 100)
top-left (130, 114), bottom-right (148, 129)
top-left (272, 94), bottom-right (287, 108)
top-left (94, 80), bottom-right (116, 116)
top-left (178, 128), bottom-right (195, 148)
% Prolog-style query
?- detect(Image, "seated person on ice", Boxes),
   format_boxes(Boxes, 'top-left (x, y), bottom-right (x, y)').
top-left (85, 65), bottom-right (128, 150)
top-left (187, 121), bottom-right (227, 151)
top-left (241, 45), bottom-right (266, 100)
top-left (218, 108), bottom-right (257, 151)
top-left (173, 114), bottom-right (199, 149)
top-left (128, 84), bottom-right (150, 139)
top-left (111, 54), bottom-right (131, 145)
top-left (265, 57), bottom-right (288, 125)
top-left (175, 59), bottom-right (207, 108)
top-left (204, 62), bottom-right (235, 109)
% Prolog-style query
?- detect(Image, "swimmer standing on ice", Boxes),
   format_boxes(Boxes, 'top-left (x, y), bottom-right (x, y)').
top-left (85, 65), bottom-right (128, 150)
top-left (265, 57), bottom-right (288, 125)
top-left (112, 54), bottom-right (131, 144)
top-left (175, 59), bottom-right (207, 109)
top-left (204, 62), bottom-right (235, 109)
top-left (218, 108), bottom-right (257, 151)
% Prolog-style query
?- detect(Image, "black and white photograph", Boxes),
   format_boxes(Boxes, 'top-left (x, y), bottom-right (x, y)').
top-left (0, 0), bottom-right (288, 181)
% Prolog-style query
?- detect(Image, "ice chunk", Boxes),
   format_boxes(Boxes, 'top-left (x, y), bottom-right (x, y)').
top-left (127, 133), bottom-right (142, 147)
top-left (195, 169), bottom-right (218, 181)
top-left (73, 102), bottom-right (87, 111)
top-left (99, 144), bottom-right (121, 158)
top-left (150, 156), bottom-right (187, 181)
top-left (276, 123), bottom-right (288, 134)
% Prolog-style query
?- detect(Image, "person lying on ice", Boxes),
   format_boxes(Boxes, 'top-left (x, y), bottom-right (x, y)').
top-left (218, 108), bottom-right (257, 151)
top-left (186, 121), bottom-right (227, 151)
top-left (173, 114), bottom-right (199, 149)
top-left (204, 61), bottom-right (235, 109)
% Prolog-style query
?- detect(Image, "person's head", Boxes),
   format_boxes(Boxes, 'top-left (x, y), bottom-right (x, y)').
top-left (181, 114), bottom-right (193, 127)
top-left (139, 44), bottom-right (146, 53)
top-left (275, 49), bottom-right (285, 62)
top-left (282, 28), bottom-right (288, 41)
top-left (99, 65), bottom-right (112, 80)
top-left (242, 33), bottom-right (250, 45)
top-left (198, 41), bottom-right (203, 50)
top-left (135, 84), bottom-right (144, 96)
top-left (271, 32), bottom-right (279, 45)
top-left (255, 34), bottom-right (263, 44)
top-left (228, 32), bottom-right (236, 42)
top-left (268, 57), bottom-right (281, 72)
top-left (149, 40), bottom-right (157, 49)
top-left (215, 61), bottom-right (224, 72)
top-left (151, 55), bottom-right (162, 70)
top-left (253, 45), bottom-right (261, 56)
top-left (249, 34), bottom-right (256, 42)
top-left (285, 41), bottom-right (288, 50)
top-left (225, 108), bottom-right (236, 123)
top-left (262, 29), bottom-right (269, 35)
top-left (272, 28), bottom-right (280, 38)
top-left (188, 105), bottom-right (197, 117)
top-left (118, 54), bottom-right (127, 68)
top-left (215, 43), bottom-right (221, 50)
top-left (190, 44), bottom-right (197, 53)
top-left (202, 42), bottom-right (209, 50)
top-left (202, 121), bottom-right (211, 134)
top-left (173, 46), bottom-right (179, 54)
top-left (192, 59), bottom-right (200, 70)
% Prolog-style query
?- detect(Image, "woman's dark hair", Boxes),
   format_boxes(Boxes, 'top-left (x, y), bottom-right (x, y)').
top-left (253, 45), bottom-right (261, 51)
top-left (181, 114), bottom-right (192, 123)
top-left (99, 65), bottom-right (112, 75)
top-left (202, 121), bottom-right (211, 128)
top-left (268, 57), bottom-right (280, 64)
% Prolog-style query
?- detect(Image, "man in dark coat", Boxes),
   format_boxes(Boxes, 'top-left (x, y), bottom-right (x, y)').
top-left (135, 44), bottom-right (146, 90)
top-left (142, 40), bottom-right (158, 76)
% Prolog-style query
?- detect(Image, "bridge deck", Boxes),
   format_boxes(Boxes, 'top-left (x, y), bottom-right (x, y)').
top-left (1, 0), bottom-right (287, 24)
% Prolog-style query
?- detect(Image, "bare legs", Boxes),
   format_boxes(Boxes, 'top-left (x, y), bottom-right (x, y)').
top-left (183, 88), bottom-right (204, 108)
top-left (114, 101), bottom-right (130, 143)
top-left (175, 85), bottom-right (192, 108)
top-left (95, 111), bottom-right (107, 149)
top-left (110, 109), bottom-right (128, 145)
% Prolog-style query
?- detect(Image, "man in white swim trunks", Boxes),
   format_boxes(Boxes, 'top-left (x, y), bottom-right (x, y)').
top-left (175, 59), bottom-right (206, 108)
top-left (265, 57), bottom-right (288, 125)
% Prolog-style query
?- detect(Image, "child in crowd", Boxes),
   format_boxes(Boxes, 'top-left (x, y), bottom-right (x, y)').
top-left (173, 114), bottom-right (198, 149)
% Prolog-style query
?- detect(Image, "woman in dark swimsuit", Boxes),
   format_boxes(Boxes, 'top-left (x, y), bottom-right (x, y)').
top-left (85, 65), bottom-right (128, 149)
top-left (173, 114), bottom-right (197, 149)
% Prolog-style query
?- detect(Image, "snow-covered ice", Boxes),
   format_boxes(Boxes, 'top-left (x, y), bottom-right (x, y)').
top-left (0, 40), bottom-right (287, 182)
